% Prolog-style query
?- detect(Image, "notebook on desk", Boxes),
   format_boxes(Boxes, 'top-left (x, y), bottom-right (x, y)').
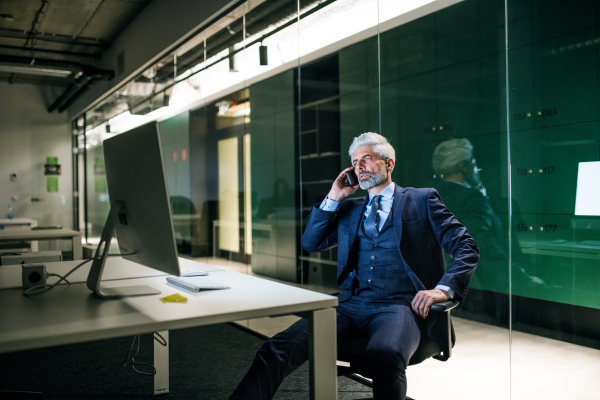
top-left (166, 275), bottom-right (230, 292)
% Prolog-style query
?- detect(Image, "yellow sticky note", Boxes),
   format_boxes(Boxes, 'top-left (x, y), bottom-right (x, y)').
top-left (160, 293), bottom-right (188, 303)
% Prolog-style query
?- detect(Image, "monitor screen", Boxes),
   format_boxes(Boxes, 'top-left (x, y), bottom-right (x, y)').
top-left (87, 121), bottom-right (180, 298)
top-left (575, 161), bottom-right (600, 216)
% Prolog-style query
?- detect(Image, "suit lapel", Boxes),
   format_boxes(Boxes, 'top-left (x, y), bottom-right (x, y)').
top-left (392, 185), bottom-right (408, 243)
top-left (345, 197), bottom-right (366, 253)
top-left (336, 197), bottom-right (367, 286)
top-left (392, 186), bottom-right (427, 291)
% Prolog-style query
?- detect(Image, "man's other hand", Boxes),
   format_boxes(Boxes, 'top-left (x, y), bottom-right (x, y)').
top-left (411, 289), bottom-right (450, 319)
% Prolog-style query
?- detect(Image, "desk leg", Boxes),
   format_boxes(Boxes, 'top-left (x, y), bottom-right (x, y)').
top-left (48, 240), bottom-right (59, 251)
top-left (72, 237), bottom-right (82, 260)
top-left (154, 330), bottom-right (169, 396)
top-left (306, 308), bottom-right (337, 400)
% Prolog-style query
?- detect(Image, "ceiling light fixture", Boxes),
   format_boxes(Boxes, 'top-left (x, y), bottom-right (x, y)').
top-left (0, 64), bottom-right (73, 77)
top-left (259, 44), bottom-right (268, 66)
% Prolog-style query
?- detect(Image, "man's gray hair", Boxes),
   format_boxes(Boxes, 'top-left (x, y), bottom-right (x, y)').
top-left (432, 138), bottom-right (474, 175)
top-left (348, 132), bottom-right (395, 161)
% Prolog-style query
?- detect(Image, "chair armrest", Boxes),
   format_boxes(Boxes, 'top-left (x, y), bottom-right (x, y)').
top-left (430, 300), bottom-right (459, 312)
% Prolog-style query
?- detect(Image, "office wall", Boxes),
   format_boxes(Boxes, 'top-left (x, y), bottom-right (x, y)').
top-left (0, 82), bottom-right (72, 228)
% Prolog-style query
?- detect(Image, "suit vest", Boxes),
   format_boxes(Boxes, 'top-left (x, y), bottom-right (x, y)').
top-left (352, 208), bottom-right (417, 301)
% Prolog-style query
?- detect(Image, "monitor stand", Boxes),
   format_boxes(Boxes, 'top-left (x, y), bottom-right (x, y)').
top-left (86, 201), bottom-right (161, 298)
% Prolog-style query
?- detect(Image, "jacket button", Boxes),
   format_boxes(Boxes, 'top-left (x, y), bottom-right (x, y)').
top-left (369, 267), bottom-right (374, 271)
top-left (367, 279), bottom-right (372, 284)
top-left (373, 243), bottom-right (378, 247)
top-left (370, 255), bottom-right (375, 260)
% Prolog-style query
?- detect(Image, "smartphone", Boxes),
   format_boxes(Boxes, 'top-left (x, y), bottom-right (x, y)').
top-left (344, 170), bottom-right (359, 187)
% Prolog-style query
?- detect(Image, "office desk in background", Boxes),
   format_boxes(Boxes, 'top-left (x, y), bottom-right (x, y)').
top-left (0, 227), bottom-right (82, 259)
top-left (0, 218), bottom-right (38, 229)
top-left (0, 218), bottom-right (39, 251)
top-left (0, 257), bottom-right (338, 399)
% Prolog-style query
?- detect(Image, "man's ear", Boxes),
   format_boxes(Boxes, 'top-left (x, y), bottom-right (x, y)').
top-left (387, 158), bottom-right (395, 172)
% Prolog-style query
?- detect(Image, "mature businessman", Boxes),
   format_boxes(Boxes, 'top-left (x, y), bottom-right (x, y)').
top-left (230, 132), bottom-right (479, 400)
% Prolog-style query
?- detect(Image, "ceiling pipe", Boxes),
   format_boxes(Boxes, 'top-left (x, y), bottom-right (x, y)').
top-left (0, 54), bottom-right (113, 113)
top-left (48, 67), bottom-right (114, 113)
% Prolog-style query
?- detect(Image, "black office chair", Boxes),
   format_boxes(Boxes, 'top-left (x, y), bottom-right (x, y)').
top-left (336, 300), bottom-right (459, 399)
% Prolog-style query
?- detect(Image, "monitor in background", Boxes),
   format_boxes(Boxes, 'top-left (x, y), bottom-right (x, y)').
top-left (575, 161), bottom-right (600, 216)
top-left (87, 121), bottom-right (180, 298)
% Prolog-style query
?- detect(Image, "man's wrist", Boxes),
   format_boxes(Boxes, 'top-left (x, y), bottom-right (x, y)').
top-left (434, 285), bottom-right (454, 300)
top-left (320, 196), bottom-right (341, 211)
top-left (326, 193), bottom-right (343, 202)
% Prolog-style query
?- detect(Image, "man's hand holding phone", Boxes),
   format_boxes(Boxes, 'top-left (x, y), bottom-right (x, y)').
top-left (327, 167), bottom-right (360, 202)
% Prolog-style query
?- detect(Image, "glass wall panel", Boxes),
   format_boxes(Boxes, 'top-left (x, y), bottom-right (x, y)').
top-left (85, 145), bottom-right (110, 241)
top-left (158, 114), bottom-right (192, 255)
top-left (378, 1), bottom-right (511, 398)
top-left (249, 70), bottom-right (297, 282)
top-left (507, 0), bottom-right (600, 397)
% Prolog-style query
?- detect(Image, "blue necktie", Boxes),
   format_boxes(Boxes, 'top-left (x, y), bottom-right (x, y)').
top-left (364, 195), bottom-right (382, 239)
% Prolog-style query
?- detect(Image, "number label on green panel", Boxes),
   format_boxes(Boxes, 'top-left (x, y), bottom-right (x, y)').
top-left (539, 166), bottom-right (555, 175)
top-left (517, 223), bottom-right (532, 232)
top-left (538, 108), bottom-right (558, 117)
top-left (541, 224), bottom-right (557, 233)
top-left (513, 111), bottom-right (531, 120)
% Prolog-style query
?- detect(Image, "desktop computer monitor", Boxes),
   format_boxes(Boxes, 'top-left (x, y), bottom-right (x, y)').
top-left (87, 121), bottom-right (181, 298)
top-left (575, 161), bottom-right (600, 216)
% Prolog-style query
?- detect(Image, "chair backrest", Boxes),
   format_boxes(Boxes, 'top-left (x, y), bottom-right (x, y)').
top-left (170, 196), bottom-right (196, 215)
top-left (337, 300), bottom-right (459, 378)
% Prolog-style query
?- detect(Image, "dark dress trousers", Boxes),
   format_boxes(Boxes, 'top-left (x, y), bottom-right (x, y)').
top-left (230, 185), bottom-right (478, 400)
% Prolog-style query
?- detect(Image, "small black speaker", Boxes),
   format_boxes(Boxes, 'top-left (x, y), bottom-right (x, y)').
top-left (22, 264), bottom-right (47, 289)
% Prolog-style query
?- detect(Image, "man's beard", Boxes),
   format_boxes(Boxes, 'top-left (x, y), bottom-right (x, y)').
top-left (359, 167), bottom-right (388, 190)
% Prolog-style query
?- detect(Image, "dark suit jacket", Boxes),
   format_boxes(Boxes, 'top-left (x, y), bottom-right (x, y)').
top-left (301, 185), bottom-right (479, 301)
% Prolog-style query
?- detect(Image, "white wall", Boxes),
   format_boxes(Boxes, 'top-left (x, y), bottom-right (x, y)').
top-left (0, 82), bottom-right (72, 228)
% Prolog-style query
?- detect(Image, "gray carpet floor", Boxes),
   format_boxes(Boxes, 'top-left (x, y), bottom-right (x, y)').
top-left (0, 323), bottom-right (373, 399)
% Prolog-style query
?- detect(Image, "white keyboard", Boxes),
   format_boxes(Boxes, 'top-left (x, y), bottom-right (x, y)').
top-left (166, 276), bottom-right (230, 292)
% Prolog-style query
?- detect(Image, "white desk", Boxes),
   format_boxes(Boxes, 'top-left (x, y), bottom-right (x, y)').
top-left (0, 258), bottom-right (338, 399)
top-left (0, 218), bottom-right (39, 251)
top-left (0, 227), bottom-right (82, 260)
top-left (0, 218), bottom-right (38, 229)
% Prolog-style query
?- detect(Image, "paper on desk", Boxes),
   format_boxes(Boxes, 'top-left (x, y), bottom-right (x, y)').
top-left (160, 293), bottom-right (188, 303)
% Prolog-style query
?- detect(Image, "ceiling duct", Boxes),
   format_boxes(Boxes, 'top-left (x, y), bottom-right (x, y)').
top-left (0, 54), bottom-right (114, 113)
top-left (47, 66), bottom-right (115, 113)
top-left (128, 93), bottom-right (170, 115)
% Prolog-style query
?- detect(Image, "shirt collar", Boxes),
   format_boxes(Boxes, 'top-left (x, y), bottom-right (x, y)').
top-left (368, 182), bottom-right (395, 202)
